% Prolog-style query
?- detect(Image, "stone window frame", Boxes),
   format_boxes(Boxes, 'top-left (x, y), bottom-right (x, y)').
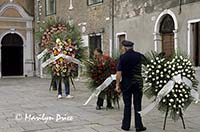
top-left (45, 0), bottom-right (56, 16)
top-left (87, 0), bottom-right (103, 6)
top-left (187, 19), bottom-right (200, 68)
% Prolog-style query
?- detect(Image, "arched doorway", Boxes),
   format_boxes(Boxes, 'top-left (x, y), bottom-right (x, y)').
top-left (159, 15), bottom-right (175, 57)
top-left (1, 33), bottom-right (23, 76)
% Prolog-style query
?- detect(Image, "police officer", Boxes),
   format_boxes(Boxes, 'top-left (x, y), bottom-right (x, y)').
top-left (115, 40), bottom-right (146, 131)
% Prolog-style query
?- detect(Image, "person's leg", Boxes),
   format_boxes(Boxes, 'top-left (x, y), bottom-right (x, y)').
top-left (96, 92), bottom-right (104, 110)
top-left (57, 78), bottom-right (62, 97)
top-left (64, 77), bottom-right (70, 96)
top-left (106, 91), bottom-right (113, 109)
top-left (121, 90), bottom-right (132, 130)
top-left (133, 83), bottom-right (144, 129)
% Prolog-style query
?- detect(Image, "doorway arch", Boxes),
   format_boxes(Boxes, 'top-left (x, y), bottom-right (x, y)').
top-left (153, 9), bottom-right (178, 55)
top-left (1, 33), bottom-right (23, 76)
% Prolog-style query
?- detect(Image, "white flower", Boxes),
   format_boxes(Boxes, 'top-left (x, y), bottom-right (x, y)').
top-left (151, 65), bottom-right (155, 68)
top-left (187, 74), bottom-right (191, 78)
top-left (160, 75), bottom-right (164, 78)
top-left (164, 80), bottom-right (167, 83)
top-left (169, 103), bottom-right (172, 106)
top-left (170, 99), bottom-right (174, 102)
top-left (147, 65), bottom-right (150, 68)
top-left (152, 78), bottom-right (155, 81)
top-left (155, 89), bottom-right (158, 92)
top-left (180, 85), bottom-right (183, 88)
top-left (153, 62), bottom-right (156, 65)
top-left (149, 83), bottom-right (152, 86)
top-left (156, 81), bottom-right (159, 85)
top-left (180, 56), bottom-right (183, 60)
top-left (183, 73), bottom-right (186, 76)
top-left (164, 68), bottom-right (167, 72)
top-left (172, 89), bottom-right (175, 93)
top-left (178, 66), bottom-right (183, 69)
top-left (174, 94), bottom-right (177, 97)
top-left (159, 84), bottom-right (162, 88)
top-left (185, 95), bottom-right (188, 98)
top-left (157, 65), bottom-right (161, 69)
top-left (178, 100), bottom-right (182, 103)
top-left (145, 78), bottom-right (148, 81)
top-left (175, 84), bottom-right (178, 88)
top-left (179, 90), bottom-right (182, 93)
top-left (182, 98), bottom-right (185, 102)
top-left (162, 99), bottom-right (166, 102)
top-left (175, 71), bottom-right (178, 75)
top-left (167, 75), bottom-right (170, 78)
top-left (176, 111), bottom-right (179, 114)
top-left (158, 60), bottom-right (161, 63)
top-left (167, 94), bottom-right (170, 97)
top-left (180, 94), bottom-right (183, 97)
top-left (145, 71), bottom-right (148, 74)
top-left (172, 67), bottom-right (175, 71)
top-left (173, 105), bottom-right (176, 108)
top-left (177, 59), bottom-right (180, 62)
top-left (160, 80), bottom-right (163, 83)
top-left (156, 76), bottom-right (159, 80)
top-left (152, 72), bottom-right (155, 75)
top-left (182, 103), bottom-right (185, 106)
top-left (151, 60), bottom-right (154, 63)
top-left (178, 105), bottom-right (182, 108)
top-left (149, 75), bottom-right (152, 78)
top-left (168, 65), bottom-right (172, 68)
top-left (185, 69), bottom-right (188, 72)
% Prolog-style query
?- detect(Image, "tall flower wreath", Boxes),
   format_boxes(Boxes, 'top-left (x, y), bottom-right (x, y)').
top-left (36, 18), bottom-right (85, 79)
top-left (85, 57), bottom-right (120, 106)
top-left (142, 51), bottom-right (199, 123)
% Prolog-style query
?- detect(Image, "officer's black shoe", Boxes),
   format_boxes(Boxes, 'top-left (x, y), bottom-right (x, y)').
top-left (121, 126), bottom-right (129, 131)
top-left (136, 127), bottom-right (147, 132)
top-left (96, 106), bottom-right (102, 110)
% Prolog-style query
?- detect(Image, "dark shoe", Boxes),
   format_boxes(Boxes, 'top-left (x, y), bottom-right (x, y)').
top-left (96, 106), bottom-right (102, 110)
top-left (121, 126), bottom-right (129, 131)
top-left (136, 127), bottom-right (147, 132)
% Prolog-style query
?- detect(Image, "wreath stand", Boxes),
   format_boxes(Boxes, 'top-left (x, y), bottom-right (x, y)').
top-left (163, 105), bottom-right (186, 130)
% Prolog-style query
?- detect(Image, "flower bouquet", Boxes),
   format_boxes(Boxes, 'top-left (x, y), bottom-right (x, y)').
top-left (85, 57), bottom-right (120, 107)
top-left (142, 51), bottom-right (199, 129)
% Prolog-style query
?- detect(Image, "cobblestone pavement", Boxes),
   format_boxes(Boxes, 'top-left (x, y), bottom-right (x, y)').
top-left (0, 77), bottom-right (199, 132)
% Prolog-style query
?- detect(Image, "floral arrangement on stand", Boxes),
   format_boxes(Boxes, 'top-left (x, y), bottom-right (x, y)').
top-left (36, 18), bottom-right (85, 85)
top-left (141, 51), bottom-right (199, 129)
top-left (85, 57), bottom-right (120, 107)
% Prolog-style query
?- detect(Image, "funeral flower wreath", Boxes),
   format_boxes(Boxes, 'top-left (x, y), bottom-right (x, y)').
top-left (141, 51), bottom-right (199, 121)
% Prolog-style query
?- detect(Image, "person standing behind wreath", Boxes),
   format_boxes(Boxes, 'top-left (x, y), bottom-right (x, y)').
top-left (115, 40), bottom-right (147, 132)
top-left (93, 48), bottom-right (114, 110)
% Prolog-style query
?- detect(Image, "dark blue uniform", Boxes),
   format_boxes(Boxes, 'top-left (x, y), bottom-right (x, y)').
top-left (117, 49), bottom-right (145, 130)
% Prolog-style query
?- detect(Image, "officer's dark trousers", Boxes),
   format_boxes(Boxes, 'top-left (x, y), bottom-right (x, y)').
top-left (121, 79), bottom-right (144, 130)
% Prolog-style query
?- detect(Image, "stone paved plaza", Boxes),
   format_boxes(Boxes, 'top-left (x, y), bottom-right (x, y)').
top-left (0, 77), bottom-right (200, 132)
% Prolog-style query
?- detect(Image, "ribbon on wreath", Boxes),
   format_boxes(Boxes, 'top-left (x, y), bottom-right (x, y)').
top-left (83, 74), bottom-right (116, 105)
top-left (37, 49), bottom-right (48, 60)
top-left (41, 54), bottom-right (83, 68)
top-left (139, 74), bottom-right (199, 116)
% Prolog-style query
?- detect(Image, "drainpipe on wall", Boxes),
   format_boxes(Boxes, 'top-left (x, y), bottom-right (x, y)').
top-left (111, 0), bottom-right (114, 57)
top-left (178, 0), bottom-right (182, 15)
